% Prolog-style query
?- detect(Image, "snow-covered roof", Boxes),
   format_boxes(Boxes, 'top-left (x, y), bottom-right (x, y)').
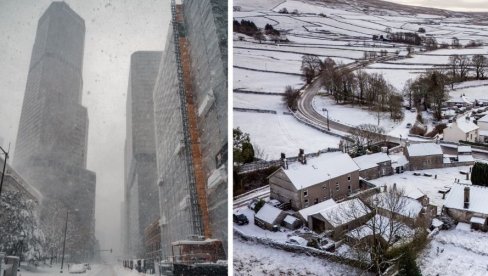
top-left (478, 114), bottom-right (488, 123)
top-left (255, 203), bottom-right (283, 224)
top-left (319, 198), bottom-right (371, 227)
top-left (407, 143), bottom-right (443, 157)
top-left (479, 130), bottom-right (488, 137)
top-left (353, 152), bottom-right (391, 171)
top-left (284, 215), bottom-right (299, 225)
top-left (457, 155), bottom-right (474, 163)
top-left (298, 199), bottom-right (337, 220)
top-left (458, 146), bottom-right (472, 153)
top-left (470, 216), bottom-right (486, 224)
top-left (282, 152), bottom-right (360, 190)
top-left (376, 182), bottom-right (425, 200)
top-left (445, 184), bottom-right (488, 214)
top-left (390, 154), bottom-right (409, 168)
top-left (372, 192), bottom-right (423, 218)
top-left (452, 117), bottom-right (479, 133)
top-left (346, 215), bottom-right (413, 242)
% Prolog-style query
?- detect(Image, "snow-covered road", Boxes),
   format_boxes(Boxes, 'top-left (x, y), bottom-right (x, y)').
top-left (20, 264), bottom-right (148, 276)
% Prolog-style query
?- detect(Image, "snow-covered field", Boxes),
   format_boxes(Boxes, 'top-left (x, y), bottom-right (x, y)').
top-left (370, 165), bottom-right (472, 211)
top-left (234, 112), bottom-right (341, 160)
top-left (234, 238), bottom-right (368, 276)
top-left (420, 227), bottom-right (488, 276)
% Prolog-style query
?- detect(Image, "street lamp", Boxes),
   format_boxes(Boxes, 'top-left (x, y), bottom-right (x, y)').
top-left (0, 144), bottom-right (10, 197)
top-left (322, 108), bottom-right (330, 131)
top-left (60, 208), bottom-right (78, 273)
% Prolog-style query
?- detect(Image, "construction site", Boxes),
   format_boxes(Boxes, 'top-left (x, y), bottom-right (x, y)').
top-left (151, 0), bottom-right (227, 273)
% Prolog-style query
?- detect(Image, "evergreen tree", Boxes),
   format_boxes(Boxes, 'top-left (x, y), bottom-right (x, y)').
top-left (471, 162), bottom-right (488, 186)
top-left (397, 248), bottom-right (422, 276)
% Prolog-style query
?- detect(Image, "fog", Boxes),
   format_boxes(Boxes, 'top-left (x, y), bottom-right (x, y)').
top-left (386, 0), bottom-right (488, 12)
top-left (0, 0), bottom-right (170, 261)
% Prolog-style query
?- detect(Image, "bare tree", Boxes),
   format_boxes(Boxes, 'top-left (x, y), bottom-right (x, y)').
top-left (282, 85), bottom-right (300, 111)
top-left (349, 124), bottom-right (386, 150)
top-left (334, 187), bottom-right (425, 275)
top-left (301, 54), bottom-right (322, 84)
top-left (472, 54), bottom-right (487, 79)
top-left (253, 30), bottom-right (265, 43)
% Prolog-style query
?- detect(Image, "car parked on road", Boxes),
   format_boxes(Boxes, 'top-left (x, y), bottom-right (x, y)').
top-left (233, 214), bottom-right (249, 225)
top-left (68, 264), bottom-right (86, 274)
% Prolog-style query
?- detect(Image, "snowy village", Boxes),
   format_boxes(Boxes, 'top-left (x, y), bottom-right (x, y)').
top-left (233, 0), bottom-right (488, 275)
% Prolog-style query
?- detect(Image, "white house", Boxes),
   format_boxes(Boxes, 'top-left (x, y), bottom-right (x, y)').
top-left (443, 116), bottom-right (479, 143)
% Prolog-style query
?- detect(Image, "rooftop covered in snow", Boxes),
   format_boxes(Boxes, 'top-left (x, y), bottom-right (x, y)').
top-left (255, 203), bottom-right (284, 224)
top-left (445, 184), bottom-right (488, 215)
top-left (406, 143), bottom-right (443, 157)
top-left (451, 117), bottom-right (479, 133)
top-left (353, 152), bottom-right (391, 171)
top-left (298, 198), bottom-right (337, 220)
top-left (281, 151), bottom-right (359, 190)
top-left (318, 198), bottom-right (371, 227)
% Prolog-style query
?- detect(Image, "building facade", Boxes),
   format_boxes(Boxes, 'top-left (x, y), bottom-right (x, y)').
top-left (124, 51), bottom-right (161, 258)
top-left (405, 143), bottom-right (444, 171)
top-left (269, 152), bottom-right (360, 210)
top-left (153, 0), bottom-right (227, 261)
top-left (12, 2), bottom-right (97, 260)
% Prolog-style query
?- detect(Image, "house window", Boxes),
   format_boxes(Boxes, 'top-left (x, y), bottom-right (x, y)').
top-left (314, 198), bottom-right (319, 204)
top-left (336, 182), bottom-right (340, 191)
top-left (348, 175), bottom-right (351, 181)
top-left (304, 199), bottom-right (309, 207)
top-left (303, 190), bottom-right (308, 197)
top-left (348, 185), bottom-right (351, 192)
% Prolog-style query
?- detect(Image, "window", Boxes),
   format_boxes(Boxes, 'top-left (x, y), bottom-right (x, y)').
top-left (314, 198), bottom-right (318, 204)
top-left (304, 199), bottom-right (309, 207)
top-left (336, 182), bottom-right (340, 191)
top-left (348, 175), bottom-right (351, 181)
top-left (303, 190), bottom-right (308, 197)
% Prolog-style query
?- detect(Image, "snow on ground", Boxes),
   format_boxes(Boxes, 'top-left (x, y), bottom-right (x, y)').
top-left (234, 206), bottom-right (291, 243)
top-left (21, 264), bottom-right (148, 276)
top-left (234, 112), bottom-right (341, 160)
top-left (370, 166), bottom-right (472, 211)
top-left (234, 68), bottom-right (304, 93)
top-left (312, 95), bottom-right (399, 131)
top-left (449, 85), bottom-right (488, 102)
top-left (234, 93), bottom-right (288, 112)
top-left (420, 229), bottom-right (488, 276)
top-left (234, 238), bottom-right (369, 276)
top-left (363, 68), bottom-right (422, 91)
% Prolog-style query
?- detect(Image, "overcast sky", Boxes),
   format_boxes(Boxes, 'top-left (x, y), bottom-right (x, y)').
top-left (0, 0), bottom-right (170, 259)
top-left (386, 0), bottom-right (488, 12)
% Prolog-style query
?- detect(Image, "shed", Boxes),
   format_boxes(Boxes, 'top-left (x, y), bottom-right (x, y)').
top-left (254, 203), bottom-right (286, 231)
top-left (282, 215), bottom-right (302, 230)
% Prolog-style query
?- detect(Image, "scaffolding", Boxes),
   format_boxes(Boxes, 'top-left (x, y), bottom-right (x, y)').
top-left (170, 0), bottom-right (211, 239)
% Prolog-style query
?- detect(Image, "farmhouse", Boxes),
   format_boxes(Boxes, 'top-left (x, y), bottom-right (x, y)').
top-left (353, 152), bottom-right (393, 180)
top-left (443, 116), bottom-right (479, 143)
top-left (405, 143), bottom-right (443, 170)
top-left (444, 184), bottom-right (488, 231)
top-left (268, 152), bottom-right (360, 210)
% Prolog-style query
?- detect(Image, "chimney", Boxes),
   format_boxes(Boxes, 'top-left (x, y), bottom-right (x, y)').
top-left (464, 186), bottom-right (470, 209)
top-left (280, 153), bottom-right (288, 170)
top-left (383, 185), bottom-right (387, 192)
top-left (298, 148), bottom-right (305, 164)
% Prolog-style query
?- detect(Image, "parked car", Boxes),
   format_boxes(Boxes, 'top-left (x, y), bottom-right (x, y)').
top-left (268, 199), bottom-right (281, 208)
top-left (247, 198), bottom-right (258, 210)
top-left (68, 264), bottom-right (86, 274)
top-left (410, 107), bottom-right (417, 113)
top-left (83, 263), bottom-right (91, 270)
top-left (233, 214), bottom-right (249, 225)
top-left (406, 123), bottom-right (412, 128)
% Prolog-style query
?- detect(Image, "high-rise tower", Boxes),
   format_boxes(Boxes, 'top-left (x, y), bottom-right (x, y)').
top-left (123, 51), bottom-right (161, 258)
top-left (13, 2), bottom-right (97, 260)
